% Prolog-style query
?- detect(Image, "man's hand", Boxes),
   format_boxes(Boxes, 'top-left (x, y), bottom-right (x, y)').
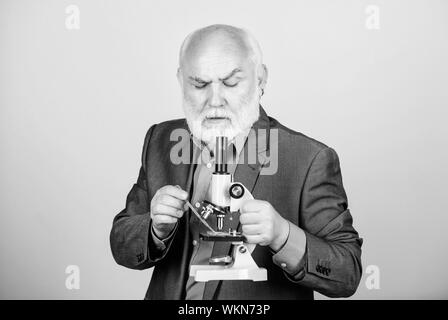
top-left (240, 200), bottom-right (290, 251)
top-left (150, 185), bottom-right (188, 239)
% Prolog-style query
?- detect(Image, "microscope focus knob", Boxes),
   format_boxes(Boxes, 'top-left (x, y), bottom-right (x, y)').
top-left (229, 183), bottom-right (245, 199)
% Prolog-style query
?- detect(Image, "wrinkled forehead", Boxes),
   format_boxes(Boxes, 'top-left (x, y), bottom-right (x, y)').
top-left (182, 33), bottom-right (253, 78)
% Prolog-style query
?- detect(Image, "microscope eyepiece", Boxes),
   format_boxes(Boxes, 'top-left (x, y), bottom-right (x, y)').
top-left (215, 136), bottom-right (228, 174)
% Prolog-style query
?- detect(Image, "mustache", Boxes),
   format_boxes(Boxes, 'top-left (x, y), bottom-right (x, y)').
top-left (200, 110), bottom-right (232, 120)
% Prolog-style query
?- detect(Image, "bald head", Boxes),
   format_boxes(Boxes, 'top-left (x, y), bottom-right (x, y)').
top-left (179, 24), bottom-right (262, 71)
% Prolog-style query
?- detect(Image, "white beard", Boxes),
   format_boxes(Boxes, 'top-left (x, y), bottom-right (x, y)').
top-left (183, 89), bottom-right (260, 151)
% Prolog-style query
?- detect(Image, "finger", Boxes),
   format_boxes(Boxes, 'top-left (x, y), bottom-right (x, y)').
top-left (239, 212), bottom-right (260, 225)
top-left (157, 194), bottom-right (185, 210)
top-left (153, 215), bottom-right (178, 225)
top-left (152, 203), bottom-right (184, 218)
top-left (160, 185), bottom-right (189, 201)
top-left (241, 224), bottom-right (262, 235)
top-left (241, 199), bottom-right (265, 213)
top-left (244, 235), bottom-right (264, 245)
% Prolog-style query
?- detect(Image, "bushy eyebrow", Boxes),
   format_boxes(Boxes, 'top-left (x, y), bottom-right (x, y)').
top-left (220, 68), bottom-right (242, 81)
top-left (188, 76), bottom-right (209, 84)
top-left (188, 68), bottom-right (243, 83)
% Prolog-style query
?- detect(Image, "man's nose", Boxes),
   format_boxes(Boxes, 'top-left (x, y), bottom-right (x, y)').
top-left (208, 83), bottom-right (225, 108)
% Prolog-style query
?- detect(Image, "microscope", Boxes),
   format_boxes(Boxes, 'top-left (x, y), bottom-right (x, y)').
top-left (187, 136), bottom-right (268, 282)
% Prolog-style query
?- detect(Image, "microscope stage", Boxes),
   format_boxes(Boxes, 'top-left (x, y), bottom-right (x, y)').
top-left (199, 232), bottom-right (245, 242)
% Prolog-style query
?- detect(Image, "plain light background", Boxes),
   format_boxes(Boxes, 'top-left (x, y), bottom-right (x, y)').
top-left (1, 0), bottom-right (447, 299)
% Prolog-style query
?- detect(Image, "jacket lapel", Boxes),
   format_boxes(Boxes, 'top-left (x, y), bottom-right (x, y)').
top-left (167, 120), bottom-right (196, 193)
top-left (166, 120), bottom-right (197, 299)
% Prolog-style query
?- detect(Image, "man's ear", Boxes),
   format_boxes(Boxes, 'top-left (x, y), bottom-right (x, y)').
top-left (257, 63), bottom-right (268, 91)
top-left (177, 67), bottom-right (183, 87)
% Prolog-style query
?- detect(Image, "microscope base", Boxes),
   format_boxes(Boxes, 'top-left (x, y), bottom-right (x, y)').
top-left (190, 242), bottom-right (268, 282)
top-left (190, 265), bottom-right (267, 282)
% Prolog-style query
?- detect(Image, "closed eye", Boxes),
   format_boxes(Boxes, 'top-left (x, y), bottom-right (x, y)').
top-left (193, 82), bottom-right (208, 89)
top-left (223, 80), bottom-right (239, 88)
top-left (188, 76), bottom-right (211, 89)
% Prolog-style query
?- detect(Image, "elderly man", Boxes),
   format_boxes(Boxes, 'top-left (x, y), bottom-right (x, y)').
top-left (110, 24), bottom-right (363, 300)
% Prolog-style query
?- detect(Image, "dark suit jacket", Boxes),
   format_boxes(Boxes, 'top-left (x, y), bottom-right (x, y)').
top-left (110, 107), bottom-right (363, 300)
